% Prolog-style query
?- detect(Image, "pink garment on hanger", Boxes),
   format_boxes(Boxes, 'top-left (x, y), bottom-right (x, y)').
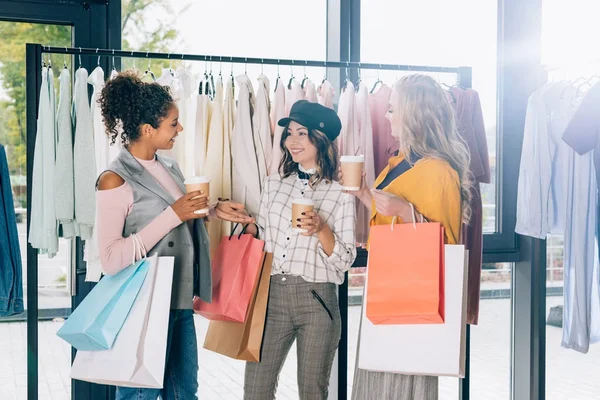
top-left (318, 80), bottom-right (335, 109)
top-left (355, 83), bottom-right (376, 246)
top-left (285, 79), bottom-right (305, 116)
top-left (369, 84), bottom-right (396, 175)
top-left (337, 81), bottom-right (359, 157)
top-left (304, 79), bottom-right (318, 103)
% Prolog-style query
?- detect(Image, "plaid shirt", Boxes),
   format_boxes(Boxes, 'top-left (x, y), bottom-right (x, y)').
top-left (257, 173), bottom-right (357, 284)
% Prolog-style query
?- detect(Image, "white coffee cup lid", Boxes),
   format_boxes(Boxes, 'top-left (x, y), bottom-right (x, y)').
top-left (292, 198), bottom-right (315, 206)
top-left (341, 155), bottom-right (365, 162)
top-left (184, 176), bottom-right (210, 185)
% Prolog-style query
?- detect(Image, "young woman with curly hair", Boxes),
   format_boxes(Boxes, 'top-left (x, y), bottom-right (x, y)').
top-left (95, 71), bottom-right (253, 399)
top-left (243, 100), bottom-right (357, 400)
top-left (346, 74), bottom-right (472, 400)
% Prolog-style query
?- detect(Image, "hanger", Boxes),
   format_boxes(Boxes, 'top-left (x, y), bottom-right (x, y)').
top-left (143, 52), bottom-right (156, 81)
top-left (63, 47), bottom-right (68, 69)
top-left (274, 61), bottom-right (280, 91)
top-left (355, 63), bottom-right (362, 92)
top-left (78, 47), bottom-right (82, 69)
top-left (288, 62), bottom-right (295, 90)
top-left (301, 61), bottom-right (309, 88)
top-left (370, 65), bottom-right (383, 94)
top-left (111, 49), bottom-right (117, 72)
top-left (96, 48), bottom-right (101, 67)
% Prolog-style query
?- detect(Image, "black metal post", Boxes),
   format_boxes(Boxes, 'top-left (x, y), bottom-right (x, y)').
top-left (25, 42), bottom-right (42, 400)
top-left (458, 65), bottom-right (473, 400)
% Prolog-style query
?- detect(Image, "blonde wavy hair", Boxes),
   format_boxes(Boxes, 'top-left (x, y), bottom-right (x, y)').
top-left (391, 74), bottom-right (473, 224)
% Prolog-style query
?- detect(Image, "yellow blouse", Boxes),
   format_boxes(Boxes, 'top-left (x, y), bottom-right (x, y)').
top-left (370, 155), bottom-right (462, 245)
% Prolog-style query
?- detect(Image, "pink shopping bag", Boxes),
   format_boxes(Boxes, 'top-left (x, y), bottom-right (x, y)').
top-left (194, 224), bottom-right (265, 322)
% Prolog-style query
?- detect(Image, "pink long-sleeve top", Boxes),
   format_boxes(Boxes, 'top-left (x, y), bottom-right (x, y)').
top-left (97, 157), bottom-right (183, 275)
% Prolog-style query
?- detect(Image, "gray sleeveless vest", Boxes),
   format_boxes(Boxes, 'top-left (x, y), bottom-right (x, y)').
top-left (107, 149), bottom-right (212, 309)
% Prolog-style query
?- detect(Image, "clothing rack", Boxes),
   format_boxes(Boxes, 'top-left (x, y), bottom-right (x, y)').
top-left (25, 43), bottom-right (473, 400)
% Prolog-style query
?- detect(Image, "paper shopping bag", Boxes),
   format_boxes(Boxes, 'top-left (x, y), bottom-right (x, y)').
top-left (57, 258), bottom-right (150, 350)
top-left (194, 224), bottom-right (265, 322)
top-left (203, 253), bottom-right (273, 362)
top-left (70, 255), bottom-right (174, 388)
top-left (366, 221), bottom-right (445, 325)
top-left (358, 245), bottom-right (468, 377)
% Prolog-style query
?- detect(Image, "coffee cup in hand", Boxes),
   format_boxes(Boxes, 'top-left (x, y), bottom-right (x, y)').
top-left (184, 176), bottom-right (210, 215)
top-left (340, 155), bottom-right (365, 191)
top-left (292, 198), bottom-right (314, 233)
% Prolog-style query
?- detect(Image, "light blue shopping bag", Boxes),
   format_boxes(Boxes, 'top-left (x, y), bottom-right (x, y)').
top-left (57, 257), bottom-right (151, 351)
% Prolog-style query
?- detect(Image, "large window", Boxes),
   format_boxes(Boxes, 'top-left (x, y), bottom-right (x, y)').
top-left (541, 1), bottom-right (600, 398)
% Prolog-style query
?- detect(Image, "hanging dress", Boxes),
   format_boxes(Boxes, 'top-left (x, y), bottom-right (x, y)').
top-left (304, 79), bottom-right (318, 103)
top-left (195, 78), bottom-right (212, 174)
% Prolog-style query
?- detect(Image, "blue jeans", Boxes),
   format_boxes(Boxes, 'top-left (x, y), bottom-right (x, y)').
top-left (116, 309), bottom-right (199, 400)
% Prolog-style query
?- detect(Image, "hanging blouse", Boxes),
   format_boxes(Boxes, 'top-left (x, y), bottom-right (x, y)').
top-left (285, 79), bottom-right (304, 116)
top-left (54, 68), bottom-right (76, 238)
top-left (355, 82), bottom-right (376, 246)
top-left (232, 74), bottom-right (261, 217)
top-left (205, 77), bottom-right (225, 256)
top-left (89, 66), bottom-right (107, 177)
top-left (369, 83), bottom-right (395, 175)
top-left (29, 66), bottom-right (59, 257)
top-left (269, 77), bottom-right (286, 175)
top-left (157, 69), bottom-right (185, 166)
top-left (73, 67), bottom-right (97, 240)
top-left (318, 79), bottom-right (335, 109)
top-left (304, 79), bottom-right (318, 103)
top-left (254, 75), bottom-right (273, 183)
top-left (221, 77), bottom-right (235, 236)
top-left (108, 69), bottom-right (122, 163)
top-left (337, 81), bottom-right (359, 157)
top-left (176, 67), bottom-right (196, 177)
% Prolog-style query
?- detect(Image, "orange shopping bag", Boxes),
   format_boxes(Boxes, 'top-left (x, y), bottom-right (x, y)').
top-left (366, 219), bottom-right (445, 325)
top-left (194, 224), bottom-right (265, 322)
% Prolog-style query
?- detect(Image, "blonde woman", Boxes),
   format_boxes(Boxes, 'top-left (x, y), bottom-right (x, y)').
top-left (344, 74), bottom-right (472, 400)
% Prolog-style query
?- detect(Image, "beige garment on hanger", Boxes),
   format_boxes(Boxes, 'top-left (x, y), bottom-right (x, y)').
top-left (304, 79), bottom-right (318, 103)
top-left (253, 75), bottom-right (273, 183)
top-left (318, 79), bottom-right (335, 109)
top-left (269, 77), bottom-right (286, 175)
top-left (195, 81), bottom-right (212, 175)
top-left (221, 77), bottom-right (235, 236)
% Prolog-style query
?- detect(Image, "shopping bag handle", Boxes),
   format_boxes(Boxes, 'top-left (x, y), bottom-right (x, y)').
top-left (229, 223), bottom-right (260, 240)
top-left (130, 233), bottom-right (147, 264)
top-left (390, 203), bottom-right (425, 231)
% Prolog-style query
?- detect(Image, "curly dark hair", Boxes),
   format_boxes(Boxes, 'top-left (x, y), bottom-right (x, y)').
top-left (279, 123), bottom-right (339, 187)
top-left (98, 70), bottom-right (174, 147)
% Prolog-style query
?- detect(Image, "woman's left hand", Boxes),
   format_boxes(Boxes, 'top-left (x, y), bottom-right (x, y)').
top-left (215, 200), bottom-right (255, 224)
top-left (297, 210), bottom-right (325, 236)
top-left (371, 189), bottom-right (413, 221)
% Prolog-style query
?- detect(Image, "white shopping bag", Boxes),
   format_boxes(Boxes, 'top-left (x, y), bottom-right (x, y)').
top-left (358, 245), bottom-right (468, 377)
top-left (71, 254), bottom-right (174, 388)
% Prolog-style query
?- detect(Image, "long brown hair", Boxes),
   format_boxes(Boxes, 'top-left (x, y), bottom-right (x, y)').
top-left (391, 74), bottom-right (473, 224)
top-left (278, 123), bottom-right (339, 187)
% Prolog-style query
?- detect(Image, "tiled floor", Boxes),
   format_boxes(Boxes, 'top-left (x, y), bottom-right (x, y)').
top-left (3, 298), bottom-right (600, 399)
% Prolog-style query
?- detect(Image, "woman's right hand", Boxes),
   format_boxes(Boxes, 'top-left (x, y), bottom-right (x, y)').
top-left (339, 170), bottom-right (372, 206)
top-left (171, 191), bottom-right (209, 222)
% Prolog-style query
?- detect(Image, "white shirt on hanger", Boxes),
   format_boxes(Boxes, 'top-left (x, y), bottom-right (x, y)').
top-left (54, 67), bottom-right (76, 239)
top-left (195, 80), bottom-right (212, 175)
top-left (29, 66), bottom-right (59, 257)
top-left (269, 77), bottom-right (286, 175)
top-left (176, 67), bottom-right (196, 177)
top-left (88, 66), bottom-right (106, 178)
top-left (232, 74), bottom-right (261, 217)
top-left (221, 76), bottom-right (235, 236)
top-left (73, 67), bottom-right (97, 240)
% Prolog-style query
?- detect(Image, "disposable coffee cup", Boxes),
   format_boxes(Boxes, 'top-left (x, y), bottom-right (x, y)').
top-left (184, 176), bottom-right (210, 215)
top-left (340, 155), bottom-right (365, 191)
top-left (292, 198), bottom-right (315, 233)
